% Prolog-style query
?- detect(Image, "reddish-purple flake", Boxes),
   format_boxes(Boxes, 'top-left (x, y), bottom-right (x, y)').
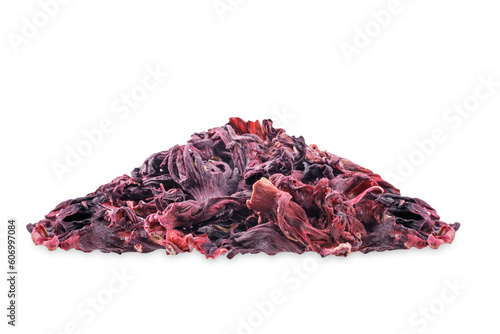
top-left (26, 118), bottom-right (460, 258)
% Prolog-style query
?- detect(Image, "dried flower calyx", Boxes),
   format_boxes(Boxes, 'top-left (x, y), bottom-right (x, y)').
top-left (27, 117), bottom-right (460, 258)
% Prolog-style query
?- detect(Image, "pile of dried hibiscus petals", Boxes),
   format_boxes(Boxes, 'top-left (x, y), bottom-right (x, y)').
top-left (27, 118), bottom-right (459, 258)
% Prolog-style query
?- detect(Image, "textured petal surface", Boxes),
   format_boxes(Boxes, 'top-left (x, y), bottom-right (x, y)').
top-left (26, 118), bottom-right (460, 258)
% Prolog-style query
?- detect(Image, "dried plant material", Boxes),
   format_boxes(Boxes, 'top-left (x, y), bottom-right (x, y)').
top-left (27, 118), bottom-right (460, 258)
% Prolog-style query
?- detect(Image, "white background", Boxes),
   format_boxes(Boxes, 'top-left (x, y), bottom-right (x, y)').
top-left (1, 1), bottom-right (499, 334)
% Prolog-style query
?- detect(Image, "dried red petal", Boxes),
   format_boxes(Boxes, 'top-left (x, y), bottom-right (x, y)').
top-left (26, 118), bottom-right (459, 258)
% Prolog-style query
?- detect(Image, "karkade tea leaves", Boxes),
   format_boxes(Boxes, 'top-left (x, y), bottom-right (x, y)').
top-left (27, 118), bottom-right (459, 258)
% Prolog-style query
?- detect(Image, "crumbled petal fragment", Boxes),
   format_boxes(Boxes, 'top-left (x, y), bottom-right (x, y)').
top-left (27, 118), bottom-right (460, 258)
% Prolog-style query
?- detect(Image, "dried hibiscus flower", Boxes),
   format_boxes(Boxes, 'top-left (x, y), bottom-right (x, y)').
top-left (27, 118), bottom-right (460, 258)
